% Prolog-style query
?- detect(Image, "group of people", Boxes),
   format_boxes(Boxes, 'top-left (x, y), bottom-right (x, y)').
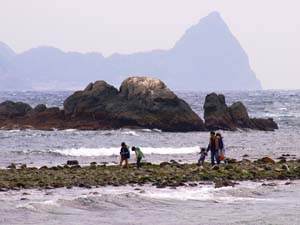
top-left (119, 131), bottom-right (225, 170)
top-left (119, 142), bottom-right (145, 169)
top-left (198, 131), bottom-right (225, 167)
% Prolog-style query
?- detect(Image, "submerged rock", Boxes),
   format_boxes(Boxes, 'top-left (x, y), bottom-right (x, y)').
top-left (203, 93), bottom-right (278, 131)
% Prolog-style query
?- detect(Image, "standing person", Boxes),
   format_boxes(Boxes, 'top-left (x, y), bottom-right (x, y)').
top-left (131, 146), bottom-right (144, 169)
top-left (120, 142), bottom-right (130, 169)
top-left (207, 131), bottom-right (220, 166)
top-left (197, 148), bottom-right (207, 168)
top-left (216, 132), bottom-right (225, 162)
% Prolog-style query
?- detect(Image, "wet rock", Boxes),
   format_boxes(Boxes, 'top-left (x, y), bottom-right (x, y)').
top-left (278, 158), bottom-right (287, 163)
top-left (211, 165), bottom-right (220, 170)
top-left (90, 162), bottom-right (97, 169)
top-left (67, 160), bottom-right (79, 166)
top-left (31, 104), bottom-right (47, 113)
top-left (188, 183), bottom-right (198, 187)
top-left (227, 158), bottom-right (237, 164)
top-left (260, 157), bottom-right (275, 164)
top-left (0, 101), bottom-right (32, 119)
top-left (0, 159), bottom-right (299, 191)
top-left (20, 164), bottom-right (27, 169)
top-left (156, 184), bottom-right (167, 189)
top-left (225, 164), bottom-right (234, 170)
top-left (70, 165), bottom-right (81, 169)
top-left (264, 165), bottom-right (272, 171)
top-left (78, 184), bottom-right (92, 189)
top-left (282, 164), bottom-right (290, 171)
top-left (214, 180), bottom-right (235, 188)
top-left (7, 163), bottom-right (16, 169)
top-left (64, 77), bottom-right (205, 132)
top-left (203, 93), bottom-right (233, 130)
top-left (241, 159), bottom-right (251, 164)
top-left (203, 93), bottom-right (278, 131)
top-left (20, 198), bottom-right (29, 201)
top-left (159, 162), bottom-right (170, 167)
top-left (45, 107), bottom-right (60, 113)
top-left (262, 182), bottom-right (277, 187)
top-left (170, 160), bottom-right (179, 164)
top-left (39, 166), bottom-right (48, 170)
top-left (0, 188), bottom-right (9, 192)
top-left (243, 154), bottom-right (250, 158)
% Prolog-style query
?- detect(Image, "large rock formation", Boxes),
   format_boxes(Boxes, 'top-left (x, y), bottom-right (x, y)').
top-left (0, 101), bottom-right (32, 119)
top-left (204, 93), bottom-right (278, 131)
top-left (64, 77), bottom-right (205, 132)
top-left (0, 79), bottom-right (279, 132)
top-left (0, 77), bottom-right (205, 131)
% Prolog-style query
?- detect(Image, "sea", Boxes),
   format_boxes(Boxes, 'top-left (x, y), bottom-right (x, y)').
top-left (0, 90), bottom-right (300, 225)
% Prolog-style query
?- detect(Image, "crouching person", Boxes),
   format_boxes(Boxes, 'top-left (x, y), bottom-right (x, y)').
top-left (131, 146), bottom-right (145, 169)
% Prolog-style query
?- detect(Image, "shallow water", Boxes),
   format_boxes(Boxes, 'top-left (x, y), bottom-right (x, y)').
top-left (0, 181), bottom-right (299, 225)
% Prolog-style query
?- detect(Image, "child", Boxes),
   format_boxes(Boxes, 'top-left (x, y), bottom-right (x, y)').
top-left (198, 148), bottom-right (207, 168)
top-left (131, 146), bottom-right (145, 169)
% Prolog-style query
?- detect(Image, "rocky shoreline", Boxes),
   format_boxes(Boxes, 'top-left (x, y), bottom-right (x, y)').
top-left (1, 157), bottom-right (299, 191)
top-left (0, 77), bottom-right (278, 132)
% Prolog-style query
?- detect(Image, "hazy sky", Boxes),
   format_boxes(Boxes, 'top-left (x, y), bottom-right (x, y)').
top-left (1, 0), bottom-right (300, 89)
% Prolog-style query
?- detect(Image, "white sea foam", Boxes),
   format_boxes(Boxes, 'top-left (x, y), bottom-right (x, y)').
top-left (51, 146), bottom-right (200, 157)
top-left (139, 182), bottom-right (271, 203)
top-left (63, 129), bottom-right (78, 132)
top-left (121, 130), bottom-right (139, 136)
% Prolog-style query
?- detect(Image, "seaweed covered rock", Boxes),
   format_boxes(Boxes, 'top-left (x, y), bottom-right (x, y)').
top-left (204, 93), bottom-right (278, 131)
top-left (64, 77), bottom-right (205, 132)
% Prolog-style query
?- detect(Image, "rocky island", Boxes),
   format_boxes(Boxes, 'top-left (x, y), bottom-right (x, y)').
top-left (0, 77), bottom-right (277, 132)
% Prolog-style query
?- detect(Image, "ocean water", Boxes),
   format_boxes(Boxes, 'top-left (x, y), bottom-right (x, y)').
top-left (0, 90), bottom-right (300, 224)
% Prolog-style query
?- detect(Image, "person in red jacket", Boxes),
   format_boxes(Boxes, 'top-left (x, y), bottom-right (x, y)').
top-left (207, 131), bottom-right (220, 166)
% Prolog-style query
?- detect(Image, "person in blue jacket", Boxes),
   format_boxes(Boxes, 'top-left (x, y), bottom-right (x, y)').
top-left (119, 142), bottom-right (130, 169)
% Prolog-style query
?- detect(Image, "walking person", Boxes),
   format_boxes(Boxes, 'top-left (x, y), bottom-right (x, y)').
top-left (197, 148), bottom-right (207, 168)
top-left (120, 142), bottom-right (130, 169)
top-left (207, 131), bottom-right (220, 166)
top-left (131, 146), bottom-right (145, 169)
top-left (216, 132), bottom-right (226, 163)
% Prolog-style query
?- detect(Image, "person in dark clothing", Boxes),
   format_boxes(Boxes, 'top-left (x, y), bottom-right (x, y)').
top-left (207, 131), bottom-right (220, 166)
top-left (197, 148), bottom-right (207, 168)
top-left (216, 132), bottom-right (226, 163)
top-left (120, 142), bottom-right (130, 169)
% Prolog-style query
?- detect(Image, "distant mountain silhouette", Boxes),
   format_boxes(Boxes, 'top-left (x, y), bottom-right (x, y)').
top-left (0, 12), bottom-right (261, 91)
